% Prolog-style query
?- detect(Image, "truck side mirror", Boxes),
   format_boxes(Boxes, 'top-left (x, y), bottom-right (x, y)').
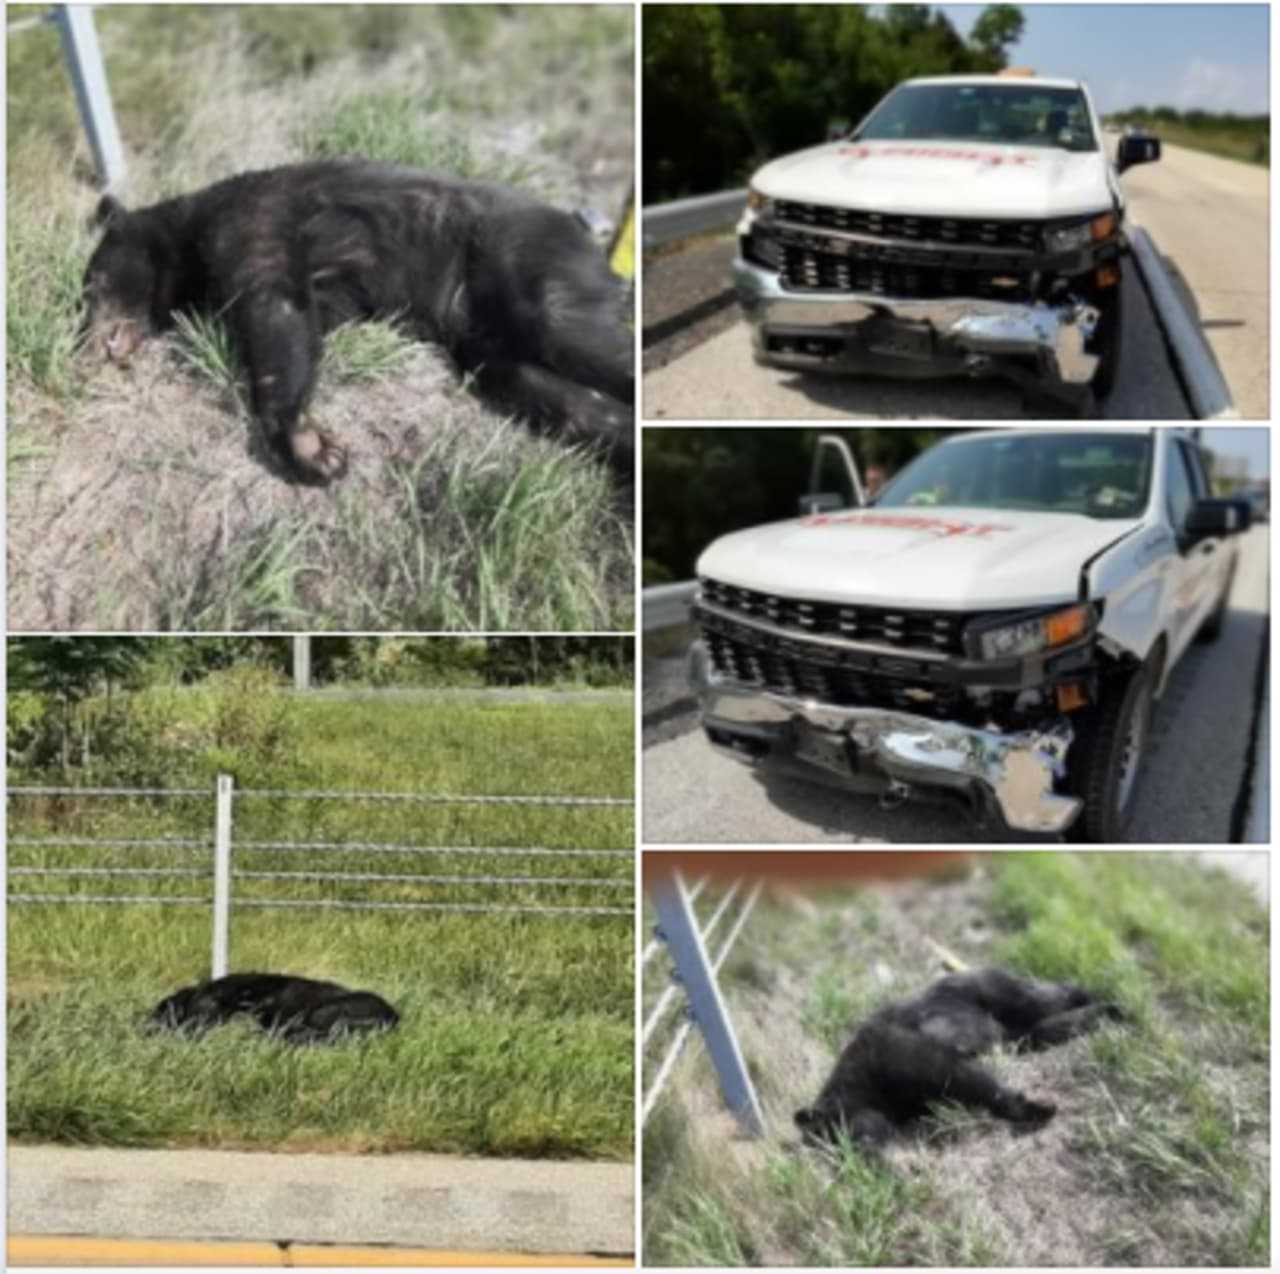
top-left (1187, 497), bottom-right (1249, 538)
top-left (1117, 133), bottom-right (1161, 174)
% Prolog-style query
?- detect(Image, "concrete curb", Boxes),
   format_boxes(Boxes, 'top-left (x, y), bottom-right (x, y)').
top-left (8, 1237), bottom-right (632, 1267)
top-left (9, 1146), bottom-right (633, 1258)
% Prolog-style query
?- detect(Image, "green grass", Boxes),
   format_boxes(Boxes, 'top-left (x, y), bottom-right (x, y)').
top-left (8, 680), bottom-right (634, 1159)
top-left (642, 854), bottom-right (1268, 1266)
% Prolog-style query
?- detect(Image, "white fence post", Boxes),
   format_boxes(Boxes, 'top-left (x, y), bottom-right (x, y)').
top-left (651, 873), bottom-right (765, 1136)
top-left (211, 774), bottom-right (234, 978)
top-left (293, 636), bottom-right (311, 691)
top-left (53, 5), bottom-right (127, 191)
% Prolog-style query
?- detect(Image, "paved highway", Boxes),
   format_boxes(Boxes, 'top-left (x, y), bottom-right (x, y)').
top-left (642, 141), bottom-right (1265, 420)
top-left (641, 523), bottom-right (1268, 845)
top-left (1120, 139), bottom-right (1269, 419)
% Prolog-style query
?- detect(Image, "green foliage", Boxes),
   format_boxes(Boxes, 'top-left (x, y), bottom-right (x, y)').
top-left (644, 4), bottom-right (1023, 198)
top-left (298, 88), bottom-right (537, 185)
top-left (172, 311), bottom-right (244, 401)
top-left (969, 5), bottom-right (1025, 65)
top-left (320, 320), bottom-right (417, 384)
top-left (642, 427), bottom-right (957, 583)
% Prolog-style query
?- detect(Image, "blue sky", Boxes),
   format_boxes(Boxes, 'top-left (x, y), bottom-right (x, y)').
top-left (936, 4), bottom-right (1270, 115)
top-left (1205, 428), bottom-right (1269, 479)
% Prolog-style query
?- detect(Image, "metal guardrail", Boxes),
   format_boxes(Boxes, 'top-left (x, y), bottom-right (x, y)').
top-left (1127, 225), bottom-right (1239, 420)
top-left (642, 188), bottom-right (746, 251)
top-left (641, 873), bottom-right (764, 1134)
top-left (643, 580), bottom-right (698, 632)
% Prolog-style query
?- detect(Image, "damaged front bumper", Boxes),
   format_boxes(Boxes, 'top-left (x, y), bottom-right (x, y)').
top-left (690, 640), bottom-right (1082, 835)
top-left (732, 256), bottom-right (1100, 390)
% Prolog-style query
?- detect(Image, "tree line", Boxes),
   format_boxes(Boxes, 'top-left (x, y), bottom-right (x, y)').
top-left (644, 4), bottom-right (1025, 201)
top-left (8, 637), bottom-right (634, 706)
top-left (643, 428), bottom-right (955, 584)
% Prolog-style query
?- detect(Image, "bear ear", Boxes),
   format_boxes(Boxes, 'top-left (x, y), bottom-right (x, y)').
top-left (794, 1107), bottom-right (816, 1129)
top-left (93, 193), bottom-right (127, 229)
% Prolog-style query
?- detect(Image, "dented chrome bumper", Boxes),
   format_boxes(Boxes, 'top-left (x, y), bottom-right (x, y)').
top-left (690, 641), bottom-right (1081, 835)
top-left (732, 256), bottom-right (1100, 387)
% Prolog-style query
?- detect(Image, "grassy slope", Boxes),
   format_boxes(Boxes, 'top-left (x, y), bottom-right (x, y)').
top-left (8, 690), bottom-right (634, 1159)
top-left (7, 6), bottom-right (634, 630)
top-left (642, 854), bottom-right (1268, 1266)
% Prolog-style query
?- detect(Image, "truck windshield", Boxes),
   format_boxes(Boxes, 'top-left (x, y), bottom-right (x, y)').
top-left (875, 433), bottom-right (1152, 520)
top-left (856, 82), bottom-right (1098, 153)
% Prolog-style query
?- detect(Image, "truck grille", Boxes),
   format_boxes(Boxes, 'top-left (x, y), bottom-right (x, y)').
top-left (773, 201), bottom-right (1042, 250)
top-left (699, 577), bottom-right (975, 656)
top-left (780, 244), bottom-right (1034, 302)
top-left (703, 627), bottom-right (967, 718)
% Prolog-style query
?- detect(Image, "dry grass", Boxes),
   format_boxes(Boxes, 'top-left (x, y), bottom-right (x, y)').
top-left (7, 7), bottom-right (634, 631)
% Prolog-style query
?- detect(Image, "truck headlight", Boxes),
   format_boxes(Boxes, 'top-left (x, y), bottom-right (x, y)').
top-left (968, 604), bottom-right (1094, 661)
top-left (746, 187), bottom-right (773, 217)
top-left (1044, 213), bottom-right (1116, 254)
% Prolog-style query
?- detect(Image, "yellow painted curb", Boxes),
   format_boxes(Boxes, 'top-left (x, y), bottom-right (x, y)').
top-left (291, 1246), bottom-right (632, 1266)
top-left (8, 1236), bottom-right (287, 1265)
top-left (8, 1236), bottom-right (634, 1268)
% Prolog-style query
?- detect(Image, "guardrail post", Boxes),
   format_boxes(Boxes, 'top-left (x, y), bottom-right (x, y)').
top-left (211, 774), bottom-right (234, 978)
top-left (651, 872), bottom-right (765, 1136)
top-left (53, 5), bottom-right (127, 191)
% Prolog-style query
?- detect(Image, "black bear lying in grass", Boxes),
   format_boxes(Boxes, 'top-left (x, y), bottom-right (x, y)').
top-left (795, 968), bottom-right (1125, 1150)
top-left (148, 972), bottom-right (399, 1045)
top-left (82, 160), bottom-right (633, 485)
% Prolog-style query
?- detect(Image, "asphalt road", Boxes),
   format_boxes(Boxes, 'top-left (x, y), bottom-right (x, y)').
top-left (642, 140), bottom-right (1263, 420)
top-left (1120, 139), bottom-right (1269, 419)
top-left (641, 523), bottom-right (1269, 845)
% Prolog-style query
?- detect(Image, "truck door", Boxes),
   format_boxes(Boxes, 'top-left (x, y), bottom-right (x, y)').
top-left (802, 434), bottom-right (864, 515)
top-left (1164, 436), bottom-right (1227, 665)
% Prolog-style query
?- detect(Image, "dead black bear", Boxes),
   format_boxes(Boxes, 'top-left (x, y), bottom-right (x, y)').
top-left (82, 160), bottom-right (633, 484)
top-left (147, 972), bottom-right (399, 1044)
top-left (795, 968), bottom-right (1125, 1150)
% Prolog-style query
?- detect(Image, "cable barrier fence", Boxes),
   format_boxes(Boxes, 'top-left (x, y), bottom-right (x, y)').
top-left (8, 775), bottom-right (635, 975)
top-left (642, 871), bottom-right (765, 1136)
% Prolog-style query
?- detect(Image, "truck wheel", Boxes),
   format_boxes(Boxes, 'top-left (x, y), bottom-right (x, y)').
top-left (1088, 280), bottom-right (1123, 401)
top-left (1065, 658), bottom-right (1155, 842)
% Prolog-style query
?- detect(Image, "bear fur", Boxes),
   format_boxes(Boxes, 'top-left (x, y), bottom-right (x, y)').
top-left (795, 967), bottom-right (1125, 1149)
top-left (82, 160), bottom-right (633, 484)
top-left (147, 972), bottom-right (399, 1044)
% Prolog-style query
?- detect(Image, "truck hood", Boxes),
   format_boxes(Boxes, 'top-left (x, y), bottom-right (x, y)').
top-left (696, 507), bottom-right (1144, 611)
top-left (752, 138), bottom-right (1113, 220)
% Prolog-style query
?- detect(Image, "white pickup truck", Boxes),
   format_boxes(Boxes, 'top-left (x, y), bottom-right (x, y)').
top-left (733, 74), bottom-right (1161, 408)
top-left (689, 429), bottom-right (1246, 841)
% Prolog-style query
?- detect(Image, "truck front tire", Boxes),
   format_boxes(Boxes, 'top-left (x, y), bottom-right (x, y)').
top-left (1088, 277), bottom-right (1123, 401)
top-left (1065, 656), bottom-right (1155, 842)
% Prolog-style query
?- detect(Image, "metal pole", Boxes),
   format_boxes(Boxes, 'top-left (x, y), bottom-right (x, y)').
top-left (211, 774), bottom-right (234, 978)
top-left (293, 635), bottom-right (311, 691)
top-left (651, 872), bottom-right (765, 1136)
top-left (53, 5), bottom-right (127, 191)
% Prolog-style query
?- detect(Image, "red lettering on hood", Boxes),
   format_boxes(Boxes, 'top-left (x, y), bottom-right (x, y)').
top-left (836, 144), bottom-right (1036, 167)
top-left (801, 512), bottom-right (1015, 538)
